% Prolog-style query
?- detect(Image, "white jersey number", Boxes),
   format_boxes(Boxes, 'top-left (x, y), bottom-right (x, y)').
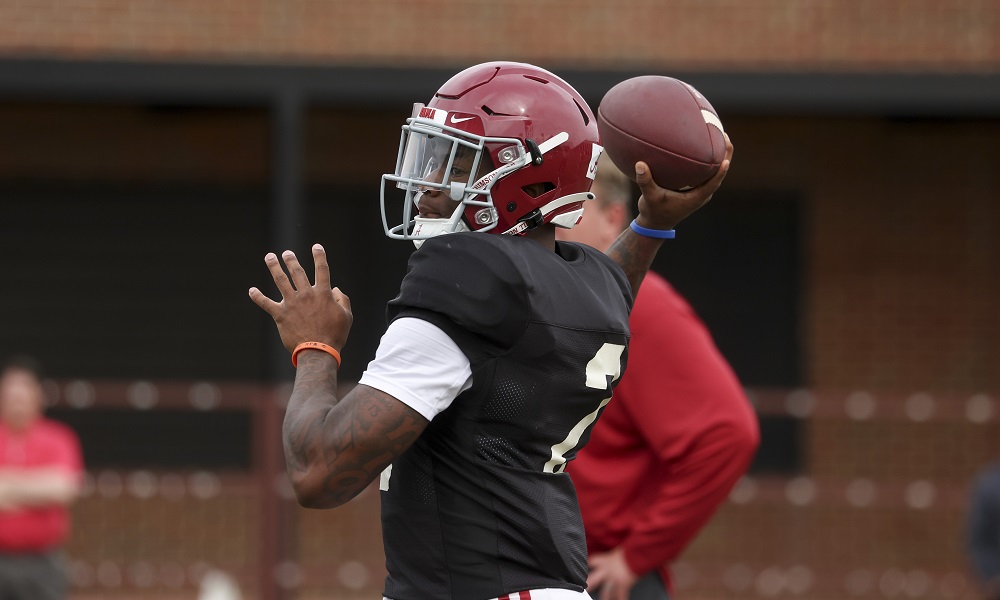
top-left (543, 343), bottom-right (625, 474)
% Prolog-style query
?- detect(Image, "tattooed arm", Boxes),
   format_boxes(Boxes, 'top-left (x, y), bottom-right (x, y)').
top-left (606, 134), bottom-right (733, 299)
top-left (605, 230), bottom-right (667, 304)
top-left (249, 244), bottom-right (428, 508)
top-left (281, 351), bottom-right (427, 508)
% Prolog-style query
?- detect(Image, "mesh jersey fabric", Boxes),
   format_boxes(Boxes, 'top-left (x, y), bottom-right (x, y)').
top-left (379, 233), bottom-right (632, 600)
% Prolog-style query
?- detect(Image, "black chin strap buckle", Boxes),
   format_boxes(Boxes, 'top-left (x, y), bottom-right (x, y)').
top-left (519, 209), bottom-right (544, 230)
top-left (525, 139), bottom-right (544, 166)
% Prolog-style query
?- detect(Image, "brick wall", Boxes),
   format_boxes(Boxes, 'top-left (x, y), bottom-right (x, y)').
top-left (0, 0), bottom-right (997, 70)
top-left (57, 384), bottom-right (1000, 600)
top-left (724, 116), bottom-right (1000, 391)
top-left (0, 104), bottom-right (400, 186)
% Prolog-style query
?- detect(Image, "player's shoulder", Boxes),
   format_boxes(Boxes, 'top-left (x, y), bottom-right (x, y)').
top-left (389, 233), bottom-right (531, 350)
top-left (556, 239), bottom-right (604, 263)
top-left (557, 240), bottom-right (633, 308)
top-left (559, 239), bottom-right (629, 275)
top-left (403, 232), bottom-right (527, 294)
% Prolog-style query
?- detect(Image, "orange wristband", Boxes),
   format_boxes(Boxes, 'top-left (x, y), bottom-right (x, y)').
top-left (291, 342), bottom-right (342, 368)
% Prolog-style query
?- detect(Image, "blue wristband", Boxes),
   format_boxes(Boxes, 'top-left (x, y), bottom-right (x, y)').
top-left (629, 219), bottom-right (676, 239)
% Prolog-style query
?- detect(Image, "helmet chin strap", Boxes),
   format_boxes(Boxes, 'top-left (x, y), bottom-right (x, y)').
top-left (501, 191), bottom-right (595, 235)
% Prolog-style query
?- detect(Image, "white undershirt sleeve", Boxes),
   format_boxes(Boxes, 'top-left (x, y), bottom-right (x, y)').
top-left (357, 317), bottom-right (473, 422)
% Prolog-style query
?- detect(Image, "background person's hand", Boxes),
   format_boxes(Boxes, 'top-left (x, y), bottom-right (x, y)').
top-left (587, 547), bottom-right (639, 600)
top-left (634, 133), bottom-right (734, 232)
top-left (249, 243), bottom-right (353, 355)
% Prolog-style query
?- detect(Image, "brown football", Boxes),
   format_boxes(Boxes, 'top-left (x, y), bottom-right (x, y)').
top-left (597, 76), bottom-right (726, 191)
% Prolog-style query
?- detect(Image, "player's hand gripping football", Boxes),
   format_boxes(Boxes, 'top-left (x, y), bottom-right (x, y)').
top-left (248, 244), bottom-right (353, 356)
top-left (634, 132), bottom-right (734, 231)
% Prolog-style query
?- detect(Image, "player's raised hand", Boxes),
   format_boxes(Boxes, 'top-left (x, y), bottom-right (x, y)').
top-left (248, 243), bottom-right (353, 354)
top-left (634, 132), bottom-right (734, 232)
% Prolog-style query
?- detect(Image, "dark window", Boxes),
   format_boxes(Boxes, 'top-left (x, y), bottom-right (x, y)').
top-left (306, 184), bottom-right (414, 383)
top-left (651, 190), bottom-right (803, 387)
top-left (49, 409), bottom-right (252, 470)
top-left (650, 190), bottom-right (804, 473)
top-left (0, 181), bottom-right (269, 380)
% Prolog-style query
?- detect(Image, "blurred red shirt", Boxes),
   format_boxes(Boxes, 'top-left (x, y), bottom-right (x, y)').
top-left (568, 271), bottom-right (759, 590)
top-left (0, 418), bottom-right (83, 552)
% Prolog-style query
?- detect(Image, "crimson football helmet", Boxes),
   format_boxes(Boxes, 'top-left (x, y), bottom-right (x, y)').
top-left (381, 61), bottom-right (604, 245)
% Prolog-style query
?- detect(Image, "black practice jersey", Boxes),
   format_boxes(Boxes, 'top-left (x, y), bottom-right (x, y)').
top-left (380, 233), bottom-right (633, 600)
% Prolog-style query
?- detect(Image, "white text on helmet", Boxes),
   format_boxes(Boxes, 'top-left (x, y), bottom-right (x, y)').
top-left (472, 169), bottom-right (500, 191)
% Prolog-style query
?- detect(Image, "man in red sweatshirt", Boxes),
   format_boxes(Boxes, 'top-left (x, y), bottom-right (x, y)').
top-left (560, 161), bottom-right (760, 600)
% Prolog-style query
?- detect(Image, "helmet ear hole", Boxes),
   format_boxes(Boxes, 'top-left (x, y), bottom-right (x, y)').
top-left (522, 182), bottom-right (555, 198)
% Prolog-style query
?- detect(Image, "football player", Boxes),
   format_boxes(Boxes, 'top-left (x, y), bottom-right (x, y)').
top-left (250, 61), bottom-right (732, 600)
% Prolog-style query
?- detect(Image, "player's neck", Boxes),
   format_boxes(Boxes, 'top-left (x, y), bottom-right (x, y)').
top-left (523, 224), bottom-right (556, 252)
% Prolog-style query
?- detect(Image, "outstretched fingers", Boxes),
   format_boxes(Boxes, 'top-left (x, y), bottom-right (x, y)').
top-left (281, 250), bottom-right (312, 292)
top-left (312, 244), bottom-right (331, 290)
top-left (248, 286), bottom-right (280, 317)
top-left (251, 244), bottom-right (341, 324)
top-left (332, 287), bottom-right (352, 312)
top-left (264, 252), bottom-right (295, 298)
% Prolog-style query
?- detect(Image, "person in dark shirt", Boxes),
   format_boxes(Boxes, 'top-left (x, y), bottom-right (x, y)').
top-left (249, 61), bottom-right (733, 600)
top-left (968, 462), bottom-right (1000, 600)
